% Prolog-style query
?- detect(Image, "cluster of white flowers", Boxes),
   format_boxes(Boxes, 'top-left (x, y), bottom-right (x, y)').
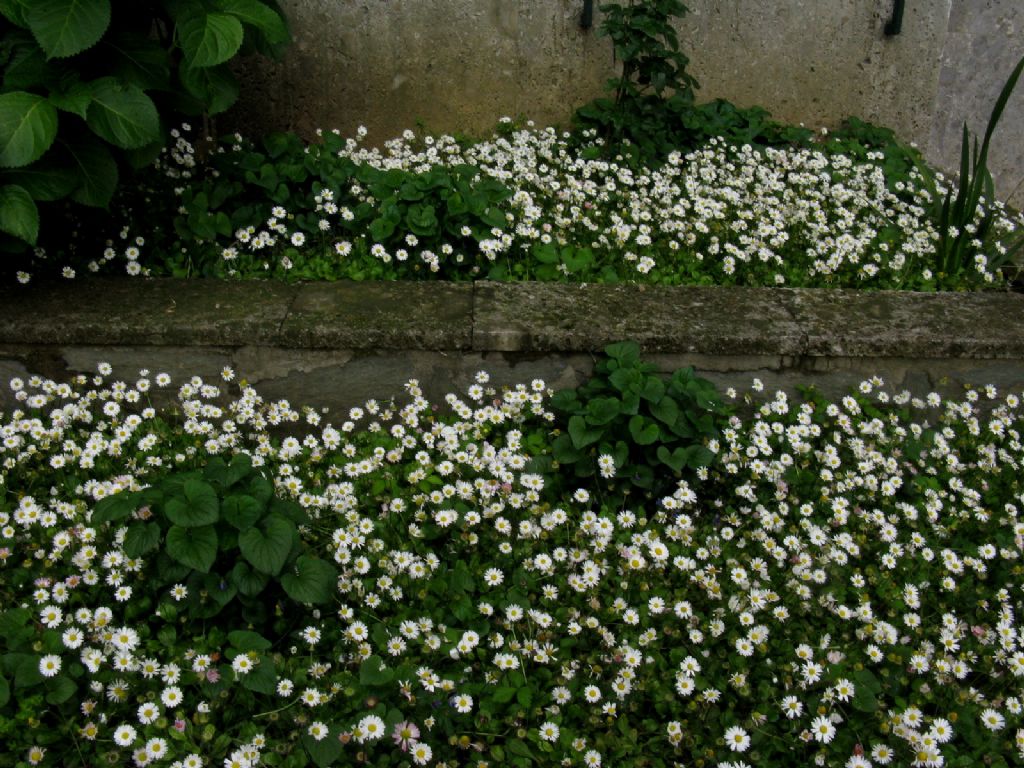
top-left (2, 364), bottom-right (1024, 766)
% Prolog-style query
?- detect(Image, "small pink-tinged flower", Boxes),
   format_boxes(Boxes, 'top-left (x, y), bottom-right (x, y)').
top-left (173, 720), bottom-right (186, 733)
top-left (392, 721), bottom-right (420, 752)
top-left (205, 668), bottom-right (221, 683)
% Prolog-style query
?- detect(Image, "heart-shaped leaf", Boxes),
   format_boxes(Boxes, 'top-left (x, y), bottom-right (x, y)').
top-left (281, 555), bottom-right (336, 604)
top-left (165, 524), bottom-right (218, 573)
top-left (165, 479), bottom-right (219, 527)
top-left (628, 415), bottom-right (660, 445)
top-left (223, 494), bottom-right (263, 531)
top-left (238, 513), bottom-right (294, 575)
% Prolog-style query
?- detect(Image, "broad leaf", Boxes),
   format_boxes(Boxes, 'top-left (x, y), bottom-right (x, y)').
top-left (0, 674), bottom-right (8, 707)
top-left (178, 60), bottom-right (239, 115)
top-left (628, 415), bottom-right (660, 445)
top-left (44, 674), bottom-right (76, 705)
top-left (656, 445), bottom-right (687, 473)
top-left (215, 0), bottom-right (289, 45)
top-left (123, 522), bottom-right (162, 558)
top-left (238, 513), bottom-right (294, 575)
top-left (3, 32), bottom-right (62, 90)
top-left (47, 81), bottom-right (92, 119)
top-left (0, 92), bottom-right (58, 168)
top-left (86, 78), bottom-right (160, 149)
top-left (568, 414), bottom-right (602, 449)
top-left (64, 136), bottom-right (117, 207)
top-left (228, 629), bottom-right (272, 652)
top-left (0, 184), bottom-right (38, 244)
top-left (26, 0), bottom-right (111, 59)
top-left (359, 655), bottom-right (393, 686)
top-left (165, 524), bottom-right (218, 573)
top-left (165, 479), bottom-right (219, 527)
top-left (90, 490), bottom-right (136, 524)
top-left (229, 560), bottom-right (269, 596)
top-left (0, 0), bottom-right (28, 27)
top-left (302, 729), bottom-right (343, 767)
top-left (223, 494), bottom-right (263, 530)
top-left (105, 31), bottom-right (171, 90)
top-left (281, 555), bottom-right (336, 604)
top-left (179, 12), bottom-right (244, 67)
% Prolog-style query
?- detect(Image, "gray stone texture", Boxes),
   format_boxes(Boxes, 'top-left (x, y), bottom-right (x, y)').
top-left (929, 0), bottom-right (1024, 209)
top-left (1, 279), bottom-right (1023, 415)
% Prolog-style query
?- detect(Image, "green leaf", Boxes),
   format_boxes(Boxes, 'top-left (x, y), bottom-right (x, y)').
top-left (302, 729), bottom-right (343, 767)
top-left (229, 560), bottom-right (269, 596)
top-left (91, 490), bottom-right (136, 524)
top-left (568, 414), bottom-right (602, 450)
top-left (165, 479), bottom-right (220, 527)
top-left (0, 184), bottom-right (38, 245)
top-left (47, 81), bottom-right (92, 119)
top-left (85, 77), bottom-right (160, 149)
top-left (639, 375), bottom-right (666, 401)
top-left (0, 673), bottom-right (9, 707)
top-left (605, 340), bottom-right (640, 366)
top-left (123, 522), bottom-right (161, 558)
top-left (584, 396), bottom-right (621, 426)
top-left (0, 608), bottom-right (33, 647)
top-left (229, 629), bottom-right (272, 652)
top-left (516, 686), bottom-right (533, 708)
top-left (178, 60), bottom-right (239, 115)
top-left (656, 445), bottom-right (687, 473)
top-left (359, 655), bottom-right (393, 686)
top-left (3, 32), bottom-right (62, 90)
top-left (44, 674), bottom-right (76, 705)
top-left (26, 0), bottom-right (111, 59)
top-left (281, 555), bottom-right (337, 604)
top-left (0, 0), bottom-right (28, 27)
top-left (179, 12), bottom-right (244, 67)
top-left (240, 654), bottom-right (276, 694)
top-left (64, 136), bottom-right (117, 207)
top-left (165, 524), bottom-right (218, 573)
top-left (223, 494), bottom-right (263, 530)
top-left (238, 513), bottom-right (294, 575)
top-left (507, 738), bottom-right (535, 761)
top-left (649, 393), bottom-right (679, 425)
top-left (492, 686), bottom-right (517, 703)
top-left (105, 31), bottom-right (171, 90)
top-left (628, 415), bottom-right (660, 445)
top-left (0, 92), bottom-right (58, 168)
top-left (215, 0), bottom-right (289, 45)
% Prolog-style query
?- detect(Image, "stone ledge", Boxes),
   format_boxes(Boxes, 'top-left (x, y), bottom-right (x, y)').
top-left (1, 278), bottom-right (1023, 360)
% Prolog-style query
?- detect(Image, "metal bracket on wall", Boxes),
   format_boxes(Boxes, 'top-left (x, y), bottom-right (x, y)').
top-left (885, 0), bottom-right (904, 36)
top-left (581, 0), bottom-right (594, 30)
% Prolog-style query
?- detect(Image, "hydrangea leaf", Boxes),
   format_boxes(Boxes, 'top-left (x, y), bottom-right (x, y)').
top-left (85, 78), bottom-right (160, 150)
top-left (0, 92), bottom-right (58, 168)
top-left (64, 135), bottom-right (118, 207)
top-left (0, 184), bottom-right (38, 245)
top-left (26, 0), bottom-right (111, 59)
top-left (178, 12), bottom-right (244, 68)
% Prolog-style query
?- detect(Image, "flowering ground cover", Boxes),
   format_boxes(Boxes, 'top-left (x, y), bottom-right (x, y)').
top-left (2, 346), bottom-right (1024, 768)
top-left (20, 119), bottom-right (1023, 291)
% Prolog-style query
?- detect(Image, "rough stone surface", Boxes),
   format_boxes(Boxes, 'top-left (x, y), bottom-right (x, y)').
top-left (279, 282), bottom-right (473, 349)
top-left (472, 282), bottom-right (805, 355)
top-left (0, 278), bottom-right (297, 346)
top-left (929, 0), bottom-right (1024, 209)
top-left (2, 280), bottom-right (1024, 414)
top-left (783, 289), bottom-right (1024, 358)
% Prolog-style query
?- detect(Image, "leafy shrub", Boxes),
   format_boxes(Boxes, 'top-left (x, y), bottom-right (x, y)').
top-left (0, 0), bottom-right (290, 253)
top-left (548, 341), bottom-right (727, 505)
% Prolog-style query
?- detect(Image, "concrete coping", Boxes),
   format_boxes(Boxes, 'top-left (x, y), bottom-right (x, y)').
top-left (2, 278), bottom-right (1023, 360)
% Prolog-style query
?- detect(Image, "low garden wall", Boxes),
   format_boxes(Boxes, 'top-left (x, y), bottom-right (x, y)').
top-left (2, 279), bottom-right (1023, 413)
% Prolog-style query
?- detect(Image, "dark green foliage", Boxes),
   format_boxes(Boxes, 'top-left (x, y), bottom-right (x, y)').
top-left (548, 341), bottom-right (728, 506)
top-left (0, 0), bottom-right (290, 253)
top-left (92, 452), bottom-right (338, 630)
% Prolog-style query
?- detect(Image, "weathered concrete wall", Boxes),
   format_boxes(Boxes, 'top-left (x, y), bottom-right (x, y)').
top-left (929, 0), bottom-right (1024, 209)
top-left (227, 1), bottom-right (1024, 209)
top-left (2, 280), bottom-right (1023, 416)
